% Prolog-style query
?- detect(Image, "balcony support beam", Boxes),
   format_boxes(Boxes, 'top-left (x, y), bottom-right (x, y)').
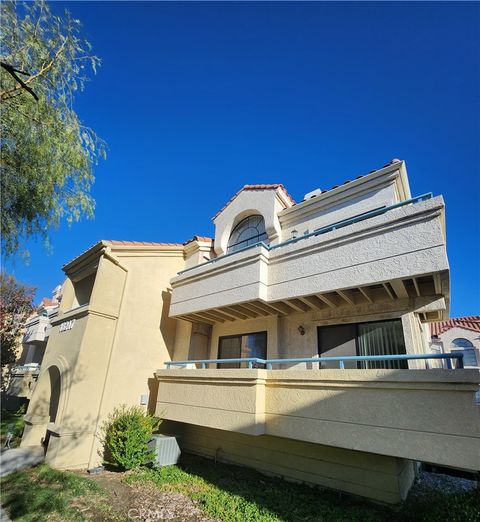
top-left (254, 301), bottom-right (288, 316)
top-left (382, 283), bottom-right (396, 301)
top-left (390, 280), bottom-right (409, 300)
top-left (412, 278), bottom-right (421, 297)
top-left (267, 301), bottom-right (294, 315)
top-left (286, 299), bottom-right (311, 313)
top-left (336, 290), bottom-right (355, 306)
top-left (298, 295), bottom-right (326, 311)
top-left (316, 293), bottom-right (337, 308)
top-left (222, 307), bottom-right (249, 320)
top-left (184, 313), bottom-right (217, 325)
top-left (230, 304), bottom-right (259, 318)
top-left (212, 309), bottom-right (238, 321)
top-left (199, 311), bottom-right (228, 323)
top-left (358, 287), bottom-right (373, 304)
top-left (241, 302), bottom-right (270, 317)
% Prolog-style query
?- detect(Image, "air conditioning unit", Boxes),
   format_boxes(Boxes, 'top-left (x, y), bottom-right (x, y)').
top-left (304, 188), bottom-right (322, 200)
top-left (148, 434), bottom-right (181, 466)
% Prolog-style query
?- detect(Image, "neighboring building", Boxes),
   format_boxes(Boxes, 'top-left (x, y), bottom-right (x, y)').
top-left (3, 287), bottom-right (62, 410)
top-left (21, 286), bottom-right (62, 366)
top-left (21, 160), bottom-right (480, 504)
top-left (429, 316), bottom-right (480, 368)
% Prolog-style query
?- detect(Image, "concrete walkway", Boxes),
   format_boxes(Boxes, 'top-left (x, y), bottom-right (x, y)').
top-left (0, 446), bottom-right (44, 478)
top-left (1, 447), bottom-right (44, 521)
top-left (0, 507), bottom-right (12, 522)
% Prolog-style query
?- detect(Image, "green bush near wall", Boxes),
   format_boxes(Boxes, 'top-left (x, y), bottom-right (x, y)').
top-left (101, 404), bottom-right (160, 470)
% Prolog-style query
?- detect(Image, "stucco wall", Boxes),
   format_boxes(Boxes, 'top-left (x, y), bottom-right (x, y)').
top-left (90, 252), bottom-right (185, 465)
top-left (163, 421), bottom-right (414, 504)
top-left (156, 368), bottom-right (480, 473)
top-left (278, 184), bottom-right (397, 239)
top-left (22, 243), bottom-right (185, 470)
top-left (170, 197), bottom-right (448, 318)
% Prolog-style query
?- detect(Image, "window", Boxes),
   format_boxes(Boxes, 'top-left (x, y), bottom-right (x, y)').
top-left (227, 215), bottom-right (267, 253)
top-left (317, 320), bottom-right (407, 369)
top-left (218, 331), bottom-right (267, 368)
top-left (451, 338), bottom-right (477, 366)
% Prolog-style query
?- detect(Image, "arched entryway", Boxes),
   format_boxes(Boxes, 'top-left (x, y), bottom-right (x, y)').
top-left (48, 366), bottom-right (61, 424)
top-left (21, 364), bottom-right (63, 452)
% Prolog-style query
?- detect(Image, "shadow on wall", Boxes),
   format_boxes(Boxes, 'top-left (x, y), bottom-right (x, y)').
top-left (147, 376), bottom-right (159, 416)
top-left (160, 290), bottom-right (176, 361)
top-left (16, 361), bottom-right (98, 471)
top-left (158, 451), bottom-right (397, 520)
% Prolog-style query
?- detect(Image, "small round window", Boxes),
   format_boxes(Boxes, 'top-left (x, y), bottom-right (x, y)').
top-left (227, 215), bottom-right (267, 253)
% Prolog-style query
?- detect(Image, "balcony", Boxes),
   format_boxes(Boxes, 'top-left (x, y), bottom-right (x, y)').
top-left (169, 195), bottom-right (449, 324)
top-left (23, 315), bottom-right (50, 344)
top-left (156, 354), bottom-right (480, 472)
top-left (10, 363), bottom-right (41, 375)
top-left (6, 364), bottom-right (40, 399)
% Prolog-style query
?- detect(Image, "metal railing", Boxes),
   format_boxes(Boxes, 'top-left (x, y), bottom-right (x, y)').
top-left (165, 352), bottom-right (464, 370)
top-left (176, 192), bottom-right (433, 276)
top-left (10, 363), bottom-right (40, 374)
top-left (166, 357), bottom-right (265, 369)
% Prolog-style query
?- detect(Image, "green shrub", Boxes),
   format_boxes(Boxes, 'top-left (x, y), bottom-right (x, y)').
top-left (101, 404), bottom-right (160, 470)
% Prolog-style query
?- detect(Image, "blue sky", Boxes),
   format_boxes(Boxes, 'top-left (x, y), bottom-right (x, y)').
top-left (5, 1), bottom-right (480, 316)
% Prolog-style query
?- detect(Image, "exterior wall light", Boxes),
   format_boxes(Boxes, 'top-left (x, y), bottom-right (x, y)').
top-left (298, 325), bottom-right (305, 336)
top-left (291, 229), bottom-right (298, 239)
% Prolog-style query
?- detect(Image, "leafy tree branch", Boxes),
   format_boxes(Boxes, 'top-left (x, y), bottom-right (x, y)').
top-left (0, 0), bottom-right (106, 258)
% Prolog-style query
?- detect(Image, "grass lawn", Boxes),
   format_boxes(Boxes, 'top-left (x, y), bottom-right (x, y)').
top-left (1, 409), bottom-right (25, 448)
top-left (124, 454), bottom-right (480, 522)
top-left (1, 455), bottom-right (479, 521)
top-left (1, 464), bottom-right (122, 522)
top-left (125, 454), bottom-right (388, 521)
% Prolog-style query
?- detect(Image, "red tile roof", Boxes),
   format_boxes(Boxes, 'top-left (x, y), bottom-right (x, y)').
top-left (106, 240), bottom-right (183, 247)
top-left (40, 298), bottom-right (56, 307)
top-left (183, 236), bottom-right (214, 246)
top-left (212, 184), bottom-right (295, 220)
top-left (430, 316), bottom-right (480, 337)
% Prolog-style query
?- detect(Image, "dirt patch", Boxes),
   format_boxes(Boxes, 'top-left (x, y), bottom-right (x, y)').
top-left (75, 469), bottom-right (218, 522)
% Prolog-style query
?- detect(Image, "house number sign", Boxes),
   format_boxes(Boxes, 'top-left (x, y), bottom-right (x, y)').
top-left (59, 319), bottom-right (75, 332)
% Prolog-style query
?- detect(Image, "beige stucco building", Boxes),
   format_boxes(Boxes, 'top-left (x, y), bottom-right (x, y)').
top-left (21, 160), bottom-right (480, 504)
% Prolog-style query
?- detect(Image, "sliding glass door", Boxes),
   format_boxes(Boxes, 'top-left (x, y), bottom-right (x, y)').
top-left (357, 320), bottom-right (407, 369)
top-left (318, 320), bottom-right (407, 369)
top-left (218, 331), bottom-right (267, 368)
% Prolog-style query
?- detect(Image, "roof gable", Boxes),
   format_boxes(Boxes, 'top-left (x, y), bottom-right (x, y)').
top-left (212, 184), bottom-right (295, 221)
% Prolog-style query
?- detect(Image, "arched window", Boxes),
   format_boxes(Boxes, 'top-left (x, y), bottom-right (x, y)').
top-left (451, 338), bottom-right (477, 366)
top-left (227, 215), bottom-right (267, 253)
